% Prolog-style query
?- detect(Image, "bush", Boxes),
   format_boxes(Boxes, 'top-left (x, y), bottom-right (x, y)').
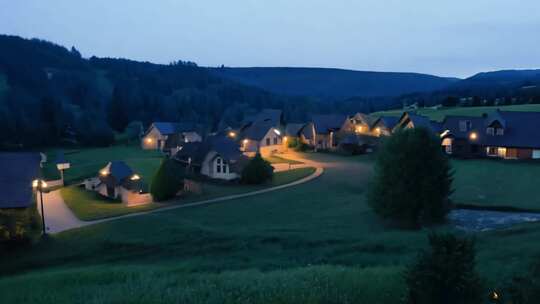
top-left (0, 206), bottom-right (40, 250)
top-left (367, 128), bottom-right (453, 228)
top-left (241, 153), bottom-right (274, 184)
top-left (150, 158), bottom-right (185, 201)
top-left (497, 261), bottom-right (540, 304)
top-left (404, 233), bottom-right (483, 304)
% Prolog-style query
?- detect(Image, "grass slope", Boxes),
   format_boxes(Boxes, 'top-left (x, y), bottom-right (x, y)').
top-left (43, 145), bottom-right (163, 183)
top-left (2, 153), bottom-right (540, 303)
top-left (373, 104), bottom-right (540, 121)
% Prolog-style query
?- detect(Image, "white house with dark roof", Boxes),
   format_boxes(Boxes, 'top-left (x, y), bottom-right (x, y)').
top-left (240, 123), bottom-right (284, 157)
top-left (141, 122), bottom-right (202, 151)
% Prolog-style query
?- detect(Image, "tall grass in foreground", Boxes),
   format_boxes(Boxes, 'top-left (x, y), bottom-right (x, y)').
top-left (0, 265), bottom-right (404, 304)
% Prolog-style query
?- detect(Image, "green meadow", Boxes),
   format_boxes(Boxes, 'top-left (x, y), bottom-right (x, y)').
top-left (2, 152), bottom-right (540, 303)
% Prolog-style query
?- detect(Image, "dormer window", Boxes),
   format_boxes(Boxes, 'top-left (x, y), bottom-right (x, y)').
top-left (496, 128), bottom-right (504, 136)
top-left (487, 127), bottom-right (495, 136)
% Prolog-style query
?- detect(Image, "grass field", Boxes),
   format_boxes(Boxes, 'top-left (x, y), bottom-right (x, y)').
top-left (2, 153), bottom-right (540, 303)
top-left (43, 145), bottom-right (164, 184)
top-left (373, 104), bottom-right (540, 121)
top-left (61, 186), bottom-right (162, 221)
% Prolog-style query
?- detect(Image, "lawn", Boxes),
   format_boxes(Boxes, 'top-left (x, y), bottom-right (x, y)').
top-left (264, 155), bottom-right (303, 164)
top-left (42, 145), bottom-right (163, 184)
top-left (373, 104), bottom-right (540, 121)
top-left (61, 167), bottom-right (316, 221)
top-left (61, 186), bottom-right (162, 221)
top-left (2, 153), bottom-right (540, 303)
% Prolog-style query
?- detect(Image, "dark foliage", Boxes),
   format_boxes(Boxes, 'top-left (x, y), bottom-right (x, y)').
top-left (367, 128), bottom-right (453, 228)
top-left (150, 158), bottom-right (186, 201)
top-left (0, 206), bottom-right (40, 250)
top-left (241, 153), bottom-right (274, 184)
top-left (404, 233), bottom-right (483, 304)
top-left (496, 260), bottom-right (540, 304)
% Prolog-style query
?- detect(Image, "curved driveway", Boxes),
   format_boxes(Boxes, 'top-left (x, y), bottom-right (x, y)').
top-left (41, 153), bottom-right (324, 234)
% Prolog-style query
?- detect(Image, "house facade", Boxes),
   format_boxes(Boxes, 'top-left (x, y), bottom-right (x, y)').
top-left (85, 161), bottom-right (151, 206)
top-left (310, 114), bottom-right (348, 151)
top-left (142, 122), bottom-right (202, 151)
top-left (174, 135), bottom-right (250, 181)
top-left (370, 116), bottom-right (399, 137)
top-left (240, 124), bottom-right (284, 157)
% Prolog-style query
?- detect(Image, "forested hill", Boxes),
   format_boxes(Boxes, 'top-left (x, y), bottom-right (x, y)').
top-left (210, 67), bottom-right (459, 99)
top-left (0, 35), bottom-right (337, 149)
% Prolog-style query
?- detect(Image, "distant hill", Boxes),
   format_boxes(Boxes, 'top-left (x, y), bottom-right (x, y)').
top-left (210, 67), bottom-right (459, 99)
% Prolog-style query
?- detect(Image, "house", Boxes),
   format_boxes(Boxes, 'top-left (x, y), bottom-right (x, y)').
top-left (341, 113), bottom-right (375, 135)
top-left (239, 122), bottom-right (284, 157)
top-left (310, 114), bottom-right (348, 151)
top-left (284, 123), bottom-right (306, 147)
top-left (393, 112), bottom-right (442, 134)
top-left (173, 135), bottom-right (250, 181)
top-left (141, 122), bottom-right (202, 152)
top-left (84, 161), bottom-right (151, 206)
top-left (481, 110), bottom-right (540, 159)
top-left (439, 116), bottom-right (485, 158)
top-left (242, 109), bottom-right (284, 128)
top-left (0, 153), bottom-right (41, 209)
top-left (370, 116), bottom-right (399, 137)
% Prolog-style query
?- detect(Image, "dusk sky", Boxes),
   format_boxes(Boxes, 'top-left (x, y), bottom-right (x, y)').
top-left (2, 0), bottom-right (540, 78)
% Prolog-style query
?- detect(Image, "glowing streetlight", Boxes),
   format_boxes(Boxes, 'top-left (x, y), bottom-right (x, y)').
top-left (228, 131), bottom-right (236, 138)
top-left (32, 179), bottom-right (48, 235)
top-left (469, 132), bottom-right (478, 141)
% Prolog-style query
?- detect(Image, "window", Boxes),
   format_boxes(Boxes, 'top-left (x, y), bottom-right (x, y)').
top-left (496, 128), bottom-right (504, 135)
top-left (215, 157), bottom-right (230, 174)
top-left (486, 127), bottom-right (495, 135)
top-left (273, 137), bottom-right (278, 145)
top-left (266, 138), bottom-right (271, 146)
top-left (486, 147), bottom-right (498, 156)
top-left (216, 157), bottom-right (222, 173)
top-left (459, 120), bottom-right (472, 132)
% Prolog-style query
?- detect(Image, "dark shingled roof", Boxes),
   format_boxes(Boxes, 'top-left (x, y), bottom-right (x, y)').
top-left (441, 116), bottom-right (486, 139)
top-left (285, 123), bottom-right (306, 137)
top-left (98, 161), bottom-right (144, 191)
top-left (0, 153), bottom-right (41, 209)
top-left (395, 112), bottom-right (441, 133)
top-left (311, 114), bottom-right (347, 134)
top-left (371, 116), bottom-right (399, 130)
top-left (174, 135), bottom-right (248, 173)
top-left (243, 109), bottom-right (283, 127)
top-left (241, 122), bottom-right (277, 141)
top-left (482, 111), bottom-right (540, 148)
top-left (150, 122), bottom-right (198, 136)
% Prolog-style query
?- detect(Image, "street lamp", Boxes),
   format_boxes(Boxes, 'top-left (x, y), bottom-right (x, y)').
top-left (32, 179), bottom-right (48, 236)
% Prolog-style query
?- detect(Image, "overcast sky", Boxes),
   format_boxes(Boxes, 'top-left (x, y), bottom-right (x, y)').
top-left (2, 0), bottom-right (540, 78)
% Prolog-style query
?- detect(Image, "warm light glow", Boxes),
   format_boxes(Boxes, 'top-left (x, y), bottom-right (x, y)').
top-left (469, 132), bottom-right (478, 141)
top-left (355, 125), bottom-right (364, 133)
top-left (273, 129), bottom-right (281, 135)
top-left (440, 130), bottom-right (450, 138)
top-left (100, 169), bottom-right (109, 176)
top-left (283, 136), bottom-right (288, 141)
top-left (145, 137), bottom-right (153, 143)
top-left (228, 131), bottom-right (236, 138)
top-left (130, 174), bottom-right (141, 181)
top-left (492, 291), bottom-right (499, 300)
top-left (243, 139), bottom-right (249, 145)
top-left (32, 179), bottom-right (47, 189)
top-left (375, 127), bottom-right (381, 133)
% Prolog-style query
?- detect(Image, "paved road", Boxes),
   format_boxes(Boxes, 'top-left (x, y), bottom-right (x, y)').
top-left (38, 190), bottom-right (85, 233)
top-left (43, 153), bottom-right (324, 234)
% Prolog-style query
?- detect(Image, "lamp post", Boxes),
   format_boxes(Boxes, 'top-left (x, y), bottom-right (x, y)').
top-left (32, 179), bottom-right (48, 236)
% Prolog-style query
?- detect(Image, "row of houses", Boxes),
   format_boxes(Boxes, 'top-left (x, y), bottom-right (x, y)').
top-left (140, 108), bottom-right (540, 163)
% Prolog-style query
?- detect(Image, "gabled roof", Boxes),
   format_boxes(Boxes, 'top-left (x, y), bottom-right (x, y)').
top-left (285, 123), bottom-right (306, 137)
top-left (173, 135), bottom-right (248, 173)
top-left (241, 122), bottom-right (278, 141)
top-left (353, 113), bottom-right (376, 126)
top-left (311, 114), bottom-right (348, 134)
top-left (0, 153), bottom-right (41, 208)
top-left (395, 112), bottom-right (440, 133)
top-left (242, 109), bottom-right (283, 127)
top-left (150, 122), bottom-right (198, 136)
top-left (100, 161), bottom-right (134, 182)
top-left (482, 111), bottom-right (540, 148)
top-left (441, 116), bottom-right (486, 139)
top-left (371, 116), bottom-right (399, 130)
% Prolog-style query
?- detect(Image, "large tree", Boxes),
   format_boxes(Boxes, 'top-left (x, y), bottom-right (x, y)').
top-left (367, 127), bottom-right (453, 228)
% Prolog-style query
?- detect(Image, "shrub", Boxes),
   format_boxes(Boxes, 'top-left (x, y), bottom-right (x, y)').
top-left (241, 153), bottom-right (274, 184)
top-left (497, 261), bottom-right (540, 304)
top-left (150, 158), bottom-right (185, 201)
top-left (0, 206), bottom-right (40, 250)
top-left (404, 233), bottom-right (483, 304)
top-left (367, 128), bottom-right (453, 228)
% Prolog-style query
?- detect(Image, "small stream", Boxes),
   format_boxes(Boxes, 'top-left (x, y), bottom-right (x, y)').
top-left (449, 209), bottom-right (540, 232)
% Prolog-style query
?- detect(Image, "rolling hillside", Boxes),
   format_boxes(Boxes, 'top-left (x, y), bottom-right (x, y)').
top-left (211, 67), bottom-right (459, 99)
